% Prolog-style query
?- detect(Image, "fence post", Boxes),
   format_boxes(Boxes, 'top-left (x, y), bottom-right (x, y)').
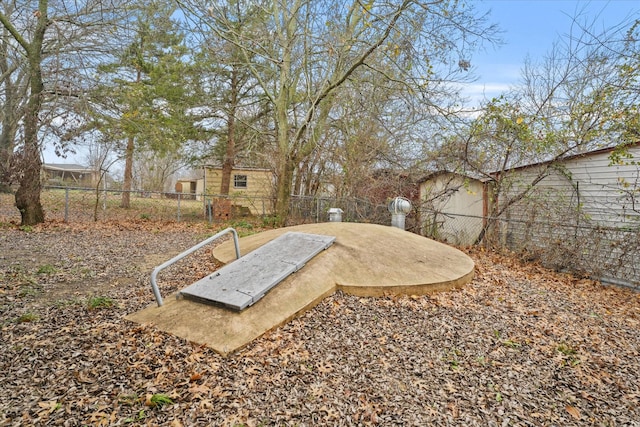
top-left (64, 188), bottom-right (69, 222)
top-left (103, 177), bottom-right (107, 212)
top-left (177, 192), bottom-right (181, 222)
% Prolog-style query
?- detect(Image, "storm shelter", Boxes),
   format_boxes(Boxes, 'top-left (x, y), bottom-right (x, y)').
top-left (178, 232), bottom-right (335, 310)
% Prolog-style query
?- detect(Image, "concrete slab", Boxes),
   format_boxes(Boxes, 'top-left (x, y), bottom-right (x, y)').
top-left (126, 223), bottom-right (475, 356)
top-left (178, 232), bottom-right (335, 310)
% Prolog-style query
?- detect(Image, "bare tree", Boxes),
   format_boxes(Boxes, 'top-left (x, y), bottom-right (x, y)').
top-left (0, 9), bottom-right (28, 193)
top-left (181, 0), bottom-right (498, 225)
top-left (0, 0), bottom-right (131, 225)
top-left (134, 149), bottom-right (189, 192)
top-left (454, 12), bottom-right (640, 245)
top-left (0, 0), bottom-right (49, 224)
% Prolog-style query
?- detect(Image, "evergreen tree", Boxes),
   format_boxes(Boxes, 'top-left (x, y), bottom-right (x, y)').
top-left (93, 0), bottom-right (199, 206)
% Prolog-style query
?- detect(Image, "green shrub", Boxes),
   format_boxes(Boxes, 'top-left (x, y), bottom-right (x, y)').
top-left (88, 296), bottom-right (115, 309)
top-left (37, 264), bottom-right (57, 275)
top-left (17, 312), bottom-right (39, 323)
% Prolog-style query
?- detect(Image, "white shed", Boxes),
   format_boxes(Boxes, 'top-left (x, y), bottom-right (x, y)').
top-left (418, 171), bottom-right (491, 246)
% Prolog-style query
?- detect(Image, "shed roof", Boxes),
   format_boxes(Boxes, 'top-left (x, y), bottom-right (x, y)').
top-left (418, 170), bottom-right (493, 184)
top-left (492, 141), bottom-right (640, 175)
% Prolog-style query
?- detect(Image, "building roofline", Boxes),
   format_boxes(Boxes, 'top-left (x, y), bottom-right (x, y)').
top-left (203, 164), bottom-right (273, 172)
top-left (43, 163), bottom-right (95, 173)
top-left (492, 141), bottom-right (640, 175)
top-left (418, 170), bottom-right (493, 184)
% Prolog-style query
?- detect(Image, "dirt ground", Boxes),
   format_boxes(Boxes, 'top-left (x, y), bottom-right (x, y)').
top-left (1, 220), bottom-right (639, 426)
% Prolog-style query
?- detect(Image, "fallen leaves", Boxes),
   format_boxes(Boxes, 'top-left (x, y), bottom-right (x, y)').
top-left (566, 405), bottom-right (581, 420)
top-left (0, 224), bottom-right (639, 425)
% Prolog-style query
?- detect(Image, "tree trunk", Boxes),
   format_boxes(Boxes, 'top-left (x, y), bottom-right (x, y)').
top-left (274, 156), bottom-right (295, 225)
top-left (0, 51), bottom-right (17, 193)
top-left (293, 158), bottom-right (305, 196)
top-left (121, 136), bottom-right (134, 208)
top-left (220, 153), bottom-right (233, 195)
top-left (0, 125), bottom-right (16, 193)
top-left (220, 112), bottom-right (236, 195)
top-left (14, 2), bottom-right (47, 226)
top-left (15, 143), bottom-right (44, 225)
top-left (220, 70), bottom-right (240, 195)
top-left (93, 173), bottom-right (104, 222)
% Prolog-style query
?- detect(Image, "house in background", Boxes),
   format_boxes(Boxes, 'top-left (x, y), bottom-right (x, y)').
top-left (202, 165), bottom-right (273, 197)
top-left (499, 143), bottom-right (640, 230)
top-left (42, 164), bottom-right (99, 187)
top-left (203, 166), bottom-right (274, 216)
top-left (418, 171), bottom-right (491, 246)
top-left (172, 166), bottom-right (274, 219)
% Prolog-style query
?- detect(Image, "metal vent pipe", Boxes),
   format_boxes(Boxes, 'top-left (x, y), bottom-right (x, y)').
top-left (388, 197), bottom-right (412, 230)
top-left (327, 208), bottom-right (343, 222)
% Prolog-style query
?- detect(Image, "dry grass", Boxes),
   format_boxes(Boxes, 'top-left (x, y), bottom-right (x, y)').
top-left (1, 189), bottom-right (273, 224)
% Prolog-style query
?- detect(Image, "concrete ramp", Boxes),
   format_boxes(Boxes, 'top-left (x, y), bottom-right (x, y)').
top-left (178, 232), bottom-right (335, 310)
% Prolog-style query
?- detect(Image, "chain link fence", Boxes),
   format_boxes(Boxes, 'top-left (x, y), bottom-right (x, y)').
top-left (420, 208), bottom-right (640, 291)
top-left (0, 186), bottom-right (407, 227)
top-left (1, 187), bottom-right (211, 223)
top-left (4, 186), bottom-right (635, 289)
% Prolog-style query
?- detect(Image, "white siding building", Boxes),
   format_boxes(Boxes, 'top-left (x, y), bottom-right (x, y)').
top-left (499, 144), bottom-right (640, 288)
top-left (419, 144), bottom-right (639, 289)
top-left (418, 172), bottom-right (490, 246)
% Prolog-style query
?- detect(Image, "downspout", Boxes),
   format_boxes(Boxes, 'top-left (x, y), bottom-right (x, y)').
top-left (482, 181), bottom-right (488, 229)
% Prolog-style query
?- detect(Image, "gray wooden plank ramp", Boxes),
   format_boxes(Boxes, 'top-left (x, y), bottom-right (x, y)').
top-left (178, 232), bottom-right (335, 311)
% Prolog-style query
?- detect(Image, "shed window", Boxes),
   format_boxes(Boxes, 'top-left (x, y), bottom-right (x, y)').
top-left (233, 174), bottom-right (247, 189)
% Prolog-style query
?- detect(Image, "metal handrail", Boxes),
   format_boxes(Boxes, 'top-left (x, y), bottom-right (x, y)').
top-left (150, 227), bottom-right (241, 307)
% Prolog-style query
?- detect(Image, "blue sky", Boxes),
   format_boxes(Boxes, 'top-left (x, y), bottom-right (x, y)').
top-left (464, 0), bottom-right (640, 104)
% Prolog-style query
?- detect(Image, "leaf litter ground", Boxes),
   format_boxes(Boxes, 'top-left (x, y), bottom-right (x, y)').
top-left (0, 221), bottom-right (638, 426)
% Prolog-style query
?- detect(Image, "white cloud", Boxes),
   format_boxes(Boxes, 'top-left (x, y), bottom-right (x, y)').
top-left (459, 81), bottom-right (513, 107)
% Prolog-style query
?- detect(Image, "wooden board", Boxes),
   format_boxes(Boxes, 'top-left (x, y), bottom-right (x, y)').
top-left (178, 232), bottom-right (335, 311)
